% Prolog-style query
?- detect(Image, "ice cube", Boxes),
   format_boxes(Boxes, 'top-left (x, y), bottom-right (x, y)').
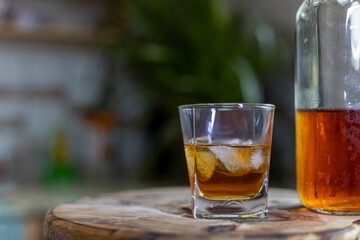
top-left (195, 150), bottom-right (216, 181)
top-left (214, 138), bottom-right (253, 146)
top-left (209, 146), bottom-right (251, 173)
top-left (223, 138), bottom-right (242, 145)
top-left (193, 136), bottom-right (209, 144)
top-left (251, 150), bottom-right (264, 170)
top-left (191, 137), bottom-right (253, 146)
top-left (240, 139), bottom-right (253, 146)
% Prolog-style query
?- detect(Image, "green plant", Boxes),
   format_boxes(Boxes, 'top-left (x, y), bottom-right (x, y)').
top-left (103, 0), bottom-right (282, 184)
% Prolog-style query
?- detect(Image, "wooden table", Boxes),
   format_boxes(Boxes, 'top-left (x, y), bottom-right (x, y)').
top-left (44, 187), bottom-right (360, 239)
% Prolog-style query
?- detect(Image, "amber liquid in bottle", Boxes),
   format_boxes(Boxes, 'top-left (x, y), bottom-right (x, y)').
top-left (185, 143), bottom-right (269, 199)
top-left (296, 109), bottom-right (360, 212)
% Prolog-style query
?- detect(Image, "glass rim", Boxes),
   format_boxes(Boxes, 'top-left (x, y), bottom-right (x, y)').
top-left (178, 103), bottom-right (275, 110)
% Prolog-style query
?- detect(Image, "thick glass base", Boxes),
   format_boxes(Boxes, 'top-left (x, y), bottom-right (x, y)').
top-left (193, 186), bottom-right (268, 219)
top-left (305, 205), bottom-right (360, 216)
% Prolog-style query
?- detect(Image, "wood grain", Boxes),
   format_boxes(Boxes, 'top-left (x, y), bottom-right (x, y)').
top-left (44, 187), bottom-right (360, 239)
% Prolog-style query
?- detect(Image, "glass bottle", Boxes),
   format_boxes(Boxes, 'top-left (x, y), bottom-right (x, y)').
top-left (296, 0), bottom-right (360, 214)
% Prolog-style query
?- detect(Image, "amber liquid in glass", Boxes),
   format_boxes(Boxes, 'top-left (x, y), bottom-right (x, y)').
top-left (297, 109), bottom-right (360, 212)
top-left (185, 143), bottom-right (270, 199)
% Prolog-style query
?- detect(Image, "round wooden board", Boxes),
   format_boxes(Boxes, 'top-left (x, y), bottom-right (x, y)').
top-left (44, 187), bottom-right (360, 239)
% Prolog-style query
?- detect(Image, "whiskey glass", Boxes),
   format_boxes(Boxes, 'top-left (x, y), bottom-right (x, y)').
top-left (179, 103), bottom-right (275, 219)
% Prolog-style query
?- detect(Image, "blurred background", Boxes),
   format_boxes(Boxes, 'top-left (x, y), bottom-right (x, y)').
top-left (0, 0), bottom-right (301, 239)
